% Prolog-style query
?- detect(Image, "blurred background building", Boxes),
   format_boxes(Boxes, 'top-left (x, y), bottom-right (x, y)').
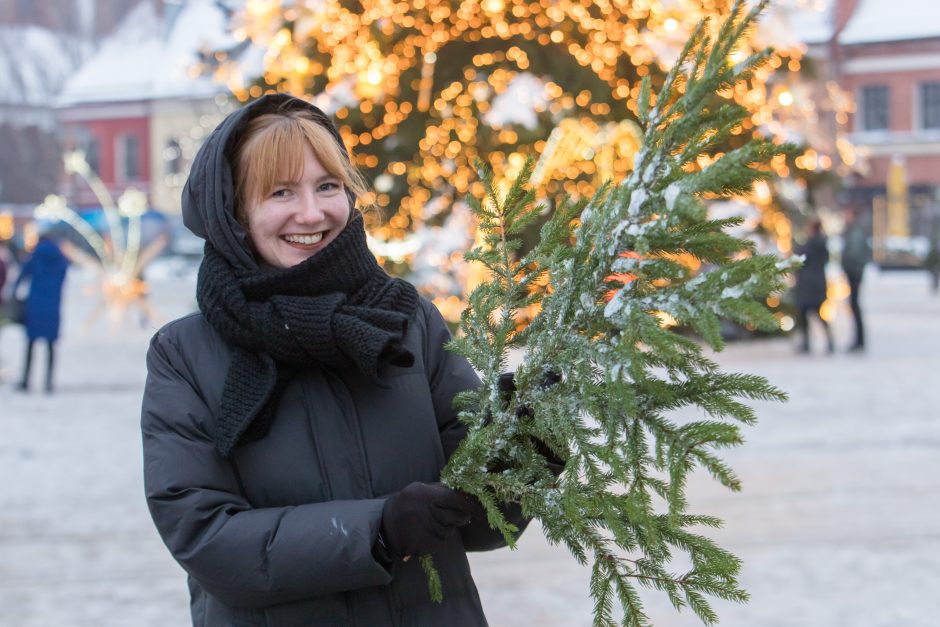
top-left (831, 0), bottom-right (940, 266)
top-left (1, 0), bottom-right (938, 273)
top-left (55, 0), bottom-right (248, 215)
top-left (0, 0), bottom-right (255, 253)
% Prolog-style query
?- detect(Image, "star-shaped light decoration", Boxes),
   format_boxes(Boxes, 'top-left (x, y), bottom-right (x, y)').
top-left (30, 154), bottom-right (168, 330)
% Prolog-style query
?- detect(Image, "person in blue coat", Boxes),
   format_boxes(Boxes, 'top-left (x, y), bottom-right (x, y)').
top-left (13, 234), bottom-right (69, 392)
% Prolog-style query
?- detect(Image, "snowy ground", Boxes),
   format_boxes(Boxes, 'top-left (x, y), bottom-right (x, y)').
top-left (1, 264), bottom-right (938, 627)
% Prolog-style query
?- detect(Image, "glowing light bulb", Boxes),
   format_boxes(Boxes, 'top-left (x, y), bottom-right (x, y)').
top-left (482, 0), bottom-right (504, 14)
top-left (63, 151), bottom-right (91, 176)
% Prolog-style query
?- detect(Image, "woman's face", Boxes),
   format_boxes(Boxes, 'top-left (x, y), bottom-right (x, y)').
top-left (246, 144), bottom-right (351, 269)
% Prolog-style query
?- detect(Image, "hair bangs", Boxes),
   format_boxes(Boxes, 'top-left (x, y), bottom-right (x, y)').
top-left (294, 117), bottom-right (370, 200)
top-left (300, 122), bottom-right (347, 180)
top-left (236, 117), bottom-right (307, 213)
top-left (233, 109), bottom-right (371, 224)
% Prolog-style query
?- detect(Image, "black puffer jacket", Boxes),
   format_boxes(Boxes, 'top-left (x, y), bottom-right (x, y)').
top-left (141, 94), bottom-right (522, 626)
top-left (143, 298), bottom-right (510, 626)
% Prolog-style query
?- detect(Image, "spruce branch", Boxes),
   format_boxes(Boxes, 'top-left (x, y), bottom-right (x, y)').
top-left (438, 0), bottom-right (800, 624)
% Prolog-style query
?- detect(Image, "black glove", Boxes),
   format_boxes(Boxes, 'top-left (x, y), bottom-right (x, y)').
top-left (380, 482), bottom-right (476, 559)
top-left (493, 371), bottom-right (567, 478)
top-left (497, 371), bottom-right (562, 421)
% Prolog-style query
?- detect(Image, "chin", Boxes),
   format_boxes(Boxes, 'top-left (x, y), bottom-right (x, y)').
top-left (284, 254), bottom-right (316, 268)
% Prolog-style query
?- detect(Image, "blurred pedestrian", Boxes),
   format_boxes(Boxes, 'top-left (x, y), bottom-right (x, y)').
top-left (0, 242), bottom-right (9, 378)
top-left (13, 232), bottom-right (70, 392)
top-left (0, 241), bottom-right (8, 315)
top-left (840, 208), bottom-right (871, 351)
top-left (794, 218), bottom-right (833, 354)
top-left (141, 94), bottom-right (535, 626)
top-left (926, 233), bottom-right (940, 295)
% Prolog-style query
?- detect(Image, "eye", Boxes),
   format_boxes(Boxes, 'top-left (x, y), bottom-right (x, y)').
top-left (271, 188), bottom-right (292, 199)
top-left (318, 180), bottom-right (341, 193)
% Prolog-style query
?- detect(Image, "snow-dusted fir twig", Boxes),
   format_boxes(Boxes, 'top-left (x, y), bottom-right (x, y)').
top-left (439, 1), bottom-right (799, 625)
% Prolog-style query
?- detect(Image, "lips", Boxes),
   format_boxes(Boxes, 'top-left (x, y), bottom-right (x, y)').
top-left (283, 232), bottom-right (325, 245)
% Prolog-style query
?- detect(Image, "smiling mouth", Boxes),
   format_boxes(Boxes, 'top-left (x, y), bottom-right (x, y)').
top-left (283, 233), bottom-right (325, 245)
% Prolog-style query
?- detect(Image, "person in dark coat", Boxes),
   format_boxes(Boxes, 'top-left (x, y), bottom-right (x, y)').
top-left (794, 218), bottom-right (833, 354)
top-left (141, 94), bottom-right (531, 627)
top-left (13, 234), bottom-right (69, 392)
top-left (0, 242), bottom-right (8, 316)
top-left (840, 208), bottom-right (871, 351)
top-left (0, 244), bottom-right (8, 377)
top-left (926, 231), bottom-right (940, 295)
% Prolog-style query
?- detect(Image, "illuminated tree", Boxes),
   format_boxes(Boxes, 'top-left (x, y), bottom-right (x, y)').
top-left (214, 0), bottom-right (854, 333)
top-left (219, 0), bottom-right (828, 236)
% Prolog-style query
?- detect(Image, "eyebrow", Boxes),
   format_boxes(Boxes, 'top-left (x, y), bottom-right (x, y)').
top-left (273, 173), bottom-right (340, 187)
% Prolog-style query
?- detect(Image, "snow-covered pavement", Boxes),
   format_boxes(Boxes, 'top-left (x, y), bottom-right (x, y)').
top-left (1, 265), bottom-right (938, 627)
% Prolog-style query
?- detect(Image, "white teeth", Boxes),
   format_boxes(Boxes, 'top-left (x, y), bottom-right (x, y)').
top-left (284, 233), bottom-right (324, 245)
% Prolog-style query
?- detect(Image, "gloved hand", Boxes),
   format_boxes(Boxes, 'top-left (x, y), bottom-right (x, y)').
top-left (380, 482), bottom-right (476, 559)
top-left (492, 371), bottom-right (567, 478)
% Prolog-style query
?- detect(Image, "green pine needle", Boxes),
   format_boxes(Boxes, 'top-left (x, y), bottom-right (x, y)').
top-left (420, 554), bottom-right (443, 603)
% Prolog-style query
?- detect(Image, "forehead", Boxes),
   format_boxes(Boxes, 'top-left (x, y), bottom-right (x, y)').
top-left (279, 144), bottom-right (330, 181)
top-left (254, 140), bottom-right (336, 194)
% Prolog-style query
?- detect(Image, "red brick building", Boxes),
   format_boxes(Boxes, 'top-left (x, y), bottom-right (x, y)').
top-left (832, 0), bottom-right (940, 264)
top-left (56, 0), bottom-right (242, 214)
top-left (58, 104), bottom-right (152, 208)
top-left (0, 0), bottom-right (140, 207)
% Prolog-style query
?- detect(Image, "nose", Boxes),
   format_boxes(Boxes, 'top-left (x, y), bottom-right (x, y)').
top-left (295, 187), bottom-right (324, 224)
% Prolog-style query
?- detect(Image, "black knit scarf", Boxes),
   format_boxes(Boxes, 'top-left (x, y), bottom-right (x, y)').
top-left (196, 214), bottom-right (418, 456)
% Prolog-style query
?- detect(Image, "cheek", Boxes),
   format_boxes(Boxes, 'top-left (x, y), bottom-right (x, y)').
top-left (248, 227), bottom-right (265, 253)
top-left (328, 197), bottom-right (352, 221)
top-left (246, 206), bottom-right (277, 242)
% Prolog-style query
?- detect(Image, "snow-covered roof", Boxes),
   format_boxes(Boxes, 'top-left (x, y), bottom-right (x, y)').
top-left (58, 0), bottom-right (237, 107)
top-left (839, 0), bottom-right (940, 45)
top-left (754, 0), bottom-right (834, 52)
top-left (779, 0), bottom-right (834, 46)
top-left (0, 25), bottom-right (89, 107)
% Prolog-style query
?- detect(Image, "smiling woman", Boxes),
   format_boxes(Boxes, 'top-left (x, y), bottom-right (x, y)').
top-left (140, 94), bottom-right (528, 627)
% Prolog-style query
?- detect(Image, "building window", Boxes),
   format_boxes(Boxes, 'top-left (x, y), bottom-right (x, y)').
top-left (860, 85), bottom-right (890, 131)
top-left (72, 126), bottom-right (99, 175)
top-left (921, 82), bottom-right (940, 130)
top-left (117, 134), bottom-right (140, 181)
